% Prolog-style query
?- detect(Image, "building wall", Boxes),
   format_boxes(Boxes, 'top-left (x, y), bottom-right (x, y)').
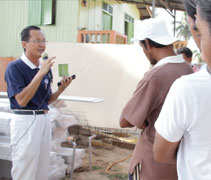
top-left (106, 0), bottom-right (139, 34)
top-left (46, 43), bottom-right (150, 128)
top-left (41, 0), bottom-right (79, 42)
top-left (0, 0), bottom-right (140, 57)
top-left (78, 0), bottom-right (96, 30)
top-left (0, 0), bottom-right (79, 57)
top-left (0, 0), bottom-right (28, 57)
top-left (78, 0), bottom-right (140, 34)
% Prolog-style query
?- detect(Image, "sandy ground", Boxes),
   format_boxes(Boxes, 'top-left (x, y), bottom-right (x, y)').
top-left (0, 145), bottom-right (133, 180)
top-left (66, 146), bottom-right (133, 180)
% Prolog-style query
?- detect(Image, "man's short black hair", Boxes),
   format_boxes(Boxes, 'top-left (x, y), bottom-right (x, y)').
top-left (177, 47), bottom-right (193, 58)
top-left (140, 38), bottom-right (166, 49)
top-left (21, 25), bottom-right (41, 42)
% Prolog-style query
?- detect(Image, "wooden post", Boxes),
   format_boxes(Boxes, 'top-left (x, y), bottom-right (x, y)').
top-left (152, 0), bottom-right (155, 18)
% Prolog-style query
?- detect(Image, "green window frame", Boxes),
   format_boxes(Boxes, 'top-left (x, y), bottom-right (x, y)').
top-left (102, 2), bottom-right (113, 30)
top-left (124, 13), bottom-right (134, 44)
top-left (28, 0), bottom-right (56, 26)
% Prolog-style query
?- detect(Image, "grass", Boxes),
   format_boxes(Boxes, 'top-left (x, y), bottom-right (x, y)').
top-left (92, 166), bottom-right (103, 170)
top-left (100, 172), bottom-right (128, 180)
top-left (107, 173), bottom-right (128, 180)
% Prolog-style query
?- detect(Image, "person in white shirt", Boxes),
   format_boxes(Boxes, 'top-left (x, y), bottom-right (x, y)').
top-left (153, 0), bottom-right (211, 179)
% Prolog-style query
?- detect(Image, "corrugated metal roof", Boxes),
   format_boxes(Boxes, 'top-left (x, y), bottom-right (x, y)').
top-left (120, 0), bottom-right (185, 19)
top-left (122, 0), bottom-right (184, 11)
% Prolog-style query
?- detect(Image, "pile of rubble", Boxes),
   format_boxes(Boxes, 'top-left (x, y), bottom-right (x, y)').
top-left (49, 101), bottom-right (85, 180)
top-left (0, 98), bottom-right (85, 180)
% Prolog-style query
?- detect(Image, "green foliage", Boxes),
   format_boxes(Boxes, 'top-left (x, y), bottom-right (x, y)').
top-left (175, 12), bottom-right (192, 41)
top-left (193, 50), bottom-right (202, 63)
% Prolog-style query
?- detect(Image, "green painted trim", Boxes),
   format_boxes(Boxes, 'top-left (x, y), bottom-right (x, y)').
top-left (42, 0), bottom-right (53, 25)
top-left (28, 0), bottom-right (42, 25)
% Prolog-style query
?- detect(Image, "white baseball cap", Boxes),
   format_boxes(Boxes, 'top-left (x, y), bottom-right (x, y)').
top-left (132, 18), bottom-right (179, 45)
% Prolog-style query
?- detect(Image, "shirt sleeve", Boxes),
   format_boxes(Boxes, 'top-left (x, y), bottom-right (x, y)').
top-left (120, 77), bottom-right (160, 129)
top-left (5, 63), bottom-right (26, 98)
top-left (155, 79), bottom-right (188, 142)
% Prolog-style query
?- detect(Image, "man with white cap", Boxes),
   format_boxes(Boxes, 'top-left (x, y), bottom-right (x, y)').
top-left (119, 18), bottom-right (193, 180)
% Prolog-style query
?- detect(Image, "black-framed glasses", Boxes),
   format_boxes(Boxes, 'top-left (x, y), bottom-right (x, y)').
top-left (26, 40), bottom-right (48, 44)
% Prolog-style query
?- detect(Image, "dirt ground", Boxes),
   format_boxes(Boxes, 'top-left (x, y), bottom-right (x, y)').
top-left (0, 125), bottom-right (136, 180)
top-left (65, 146), bottom-right (133, 180)
top-left (60, 125), bottom-right (138, 180)
top-left (0, 146), bottom-right (133, 180)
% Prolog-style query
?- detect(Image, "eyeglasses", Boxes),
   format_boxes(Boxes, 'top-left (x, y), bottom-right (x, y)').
top-left (26, 40), bottom-right (48, 44)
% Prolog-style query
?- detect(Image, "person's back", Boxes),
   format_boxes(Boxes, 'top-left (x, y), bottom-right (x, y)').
top-left (175, 69), bottom-right (211, 179)
top-left (153, 1), bottom-right (211, 179)
top-left (119, 18), bottom-right (193, 180)
top-left (155, 68), bottom-right (211, 179)
top-left (130, 61), bottom-right (192, 179)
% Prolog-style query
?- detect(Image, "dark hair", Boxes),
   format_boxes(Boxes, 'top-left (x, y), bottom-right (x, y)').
top-left (183, 0), bottom-right (198, 31)
top-left (177, 47), bottom-right (193, 58)
top-left (140, 38), bottom-right (166, 49)
top-left (183, 0), bottom-right (196, 20)
top-left (21, 25), bottom-right (41, 41)
top-left (197, 0), bottom-right (211, 34)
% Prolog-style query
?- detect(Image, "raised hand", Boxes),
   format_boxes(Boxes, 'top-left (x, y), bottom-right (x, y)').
top-left (39, 56), bottom-right (56, 77)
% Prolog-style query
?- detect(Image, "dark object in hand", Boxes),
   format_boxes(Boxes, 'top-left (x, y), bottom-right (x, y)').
top-left (57, 74), bottom-right (76, 87)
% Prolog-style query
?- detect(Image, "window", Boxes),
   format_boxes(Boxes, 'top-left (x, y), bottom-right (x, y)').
top-left (102, 2), bottom-right (113, 30)
top-left (103, 2), bottom-right (113, 15)
top-left (28, 0), bottom-right (56, 25)
top-left (124, 13), bottom-right (134, 44)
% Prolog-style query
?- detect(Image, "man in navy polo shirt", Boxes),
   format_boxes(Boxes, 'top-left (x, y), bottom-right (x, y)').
top-left (5, 25), bottom-right (72, 180)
